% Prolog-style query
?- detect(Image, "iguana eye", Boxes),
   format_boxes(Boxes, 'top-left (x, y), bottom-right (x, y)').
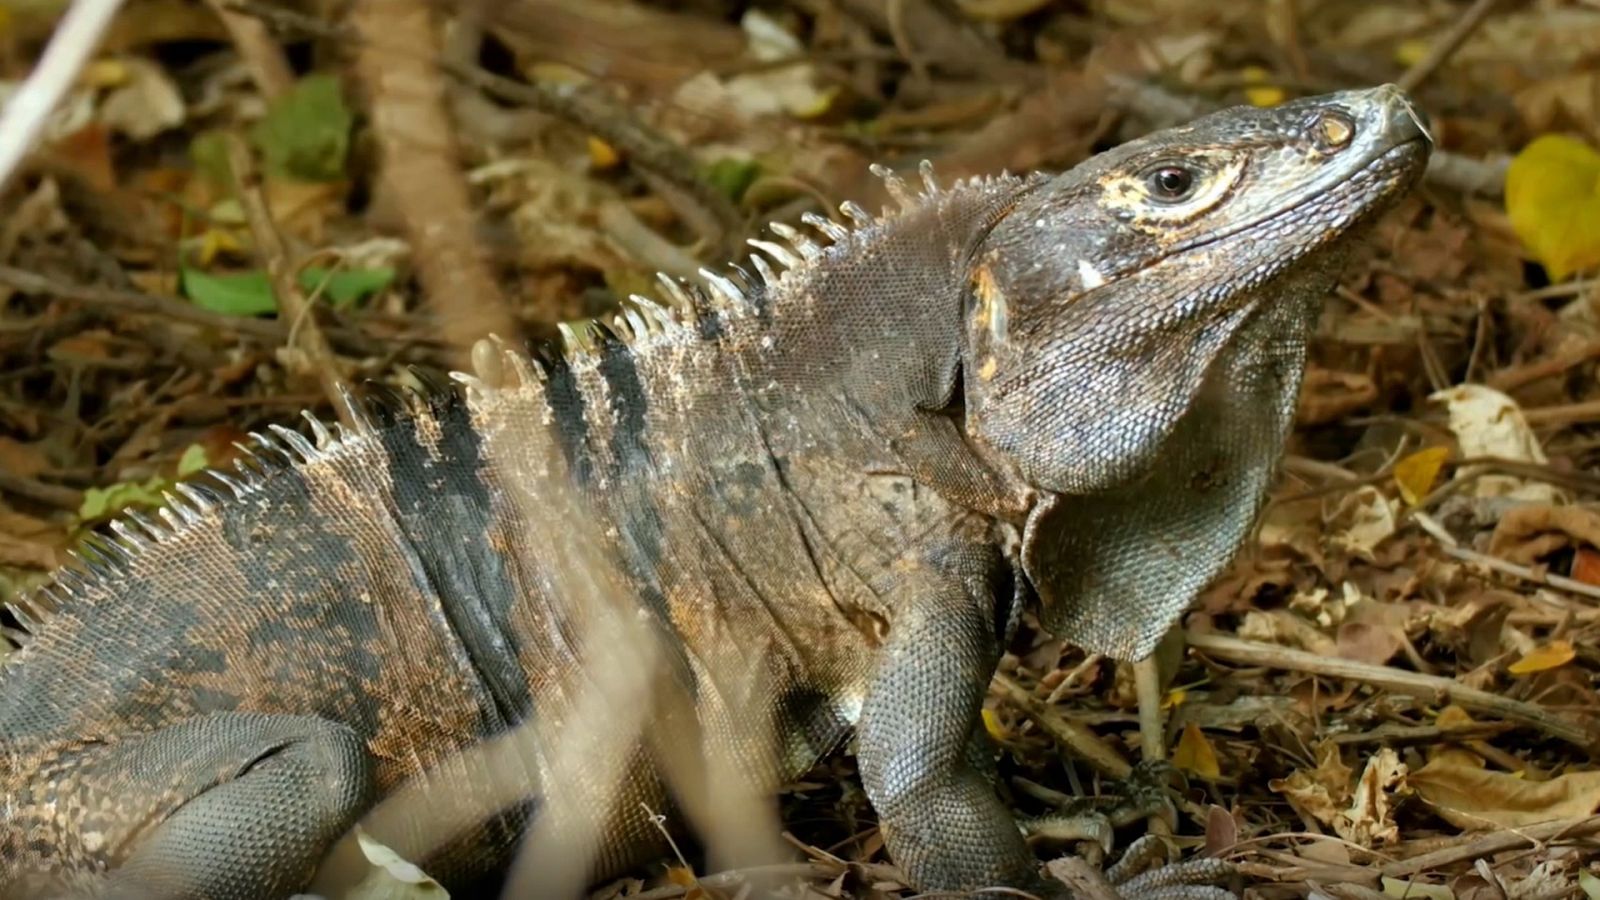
top-left (1313, 109), bottom-right (1355, 150)
top-left (1145, 165), bottom-right (1197, 203)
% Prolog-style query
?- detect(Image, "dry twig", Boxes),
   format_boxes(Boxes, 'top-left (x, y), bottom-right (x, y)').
top-left (1395, 0), bottom-right (1502, 94)
top-left (224, 134), bottom-right (360, 428)
top-left (1186, 632), bottom-right (1597, 751)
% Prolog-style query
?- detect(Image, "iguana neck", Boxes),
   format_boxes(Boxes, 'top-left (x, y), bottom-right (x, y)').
top-left (723, 171), bottom-right (1040, 421)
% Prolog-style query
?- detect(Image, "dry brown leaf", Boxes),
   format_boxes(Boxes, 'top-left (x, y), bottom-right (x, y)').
top-left (0, 438), bottom-right (50, 479)
top-left (1411, 755), bottom-right (1600, 829)
top-left (1515, 71), bottom-right (1600, 137)
top-left (1335, 620), bottom-right (1404, 667)
top-left (0, 532), bottom-right (61, 570)
top-left (1573, 548), bottom-right (1600, 586)
top-left (1489, 504), bottom-right (1600, 565)
top-left (1326, 485), bottom-right (1398, 560)
top-left (953, 0), bottom-right (1053, 22)
top-left (1333, 748), bottom-right (1406, 846)
top-left (1269, 742), bottom-right (1352, 827)
top-left (1298, 367), bottom-right (1377, 425)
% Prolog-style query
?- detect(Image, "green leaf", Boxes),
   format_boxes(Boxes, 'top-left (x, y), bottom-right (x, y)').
top-left (249, 73), bottom-right (353, 182)
top-left (181, 265), bottom-right (395, 316)
top-left (176, 443), bottom-right (210, 477)
top-left (181, 267), bottom-right (277, 316)
top-left (188, 129), bottom-right (234, 190)
top-left (299, 265), bottom-right (395, 308)
top-left (77, 477), bottom-right (168, 523)
top-left (704, 157), bottom-right (761, 201)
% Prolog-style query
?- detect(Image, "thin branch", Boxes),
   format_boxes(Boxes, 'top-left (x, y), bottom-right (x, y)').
top-left (0, 0), bottom-right (126, 194)
top-left (225, 134), bottom-right (361, 428)
top-left (992, 671), bottom-right (1131, 780)
top-left (202, 0), bottom-right (295, 101)
top-left (1396, 0), bottom-right (1502, 94)
top-left (1381, 814), bottom-right (1600, 877)
top-left (1185, 632), bottom-right (1597, 751)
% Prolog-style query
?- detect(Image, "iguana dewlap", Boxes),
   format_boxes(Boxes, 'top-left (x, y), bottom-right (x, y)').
top-left (0, 85), bottom-right (1430, 899)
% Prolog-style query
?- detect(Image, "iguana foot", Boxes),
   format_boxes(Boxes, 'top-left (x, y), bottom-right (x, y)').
top-left (1048, 835), bottom-right (1236, 900)
top-left (1019, 759), bottom-right (1181, 859)
top-left (1110, 835), bottom-right (1236, 900)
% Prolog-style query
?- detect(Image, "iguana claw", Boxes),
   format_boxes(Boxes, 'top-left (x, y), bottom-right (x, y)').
top-left (1047, 834), bottom-right (1236, 900)
top-left (1106, 835), bottom-right (1236, 900)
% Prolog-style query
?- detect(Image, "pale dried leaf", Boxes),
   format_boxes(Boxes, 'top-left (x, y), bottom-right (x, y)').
top-left (1489, 504), bottom-right (1600, 564)
top-left (1411, 755), bottom-right (1600, 829)
top-left (1326, 485), bottom-right (1398, 560)
top-left (1332, 748), bottom-right (1405, 846)
top-left (1382, 877), bottom-right (1455, 900)
top-left (1269, 742), bottom-right (1352, 828)
top-left (343, 829), bottom-right (449, 899)
top-left (1431, 385), bottom-right (1562, 503)
top-left (98, 57), bottom-right (184, 140)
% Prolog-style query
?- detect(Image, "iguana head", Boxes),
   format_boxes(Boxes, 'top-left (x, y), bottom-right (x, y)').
top-left (959, 85), bottom-right (1431, 658)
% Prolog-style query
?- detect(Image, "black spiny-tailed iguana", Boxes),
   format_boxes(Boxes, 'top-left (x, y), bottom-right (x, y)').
top-left (0, 85), bottom-right (1431, 899)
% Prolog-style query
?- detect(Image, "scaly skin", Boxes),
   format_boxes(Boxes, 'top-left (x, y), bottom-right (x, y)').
top-left (0, 85), bottom-right (1430, 899)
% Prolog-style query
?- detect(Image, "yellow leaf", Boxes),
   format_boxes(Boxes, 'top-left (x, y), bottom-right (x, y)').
top-left (1240, 66), bottom-right (1285, 107)
top-left (79, 58), bottom-right (128, 89)
top-left (1246, 85), bottom-right (1286, 107)
top-left (195, 227), bottom-right (244, 266)
top-left (981, 707), bottom-right (1006, 741)
top-left (1505, 134), bottom-right (1600, 281)
top-left (1162, 687), bottom-right (1188, 710)
top-left (666, 865), bottom-right (707, 898)
top-left (1393, 446), bottom-right (1450, 504)
top-left (1393, 39), bottom-right (1430, 69)
top-left (1172, 722), bottom-right (1221, 780)
top-left (1508, 639), bottom-right (1575, 675)
top-left (587, 136), bottom-right (620, 170)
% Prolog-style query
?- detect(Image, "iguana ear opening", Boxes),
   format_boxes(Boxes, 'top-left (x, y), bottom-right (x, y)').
top-left (1018, 290), bottom-right (1320, 661)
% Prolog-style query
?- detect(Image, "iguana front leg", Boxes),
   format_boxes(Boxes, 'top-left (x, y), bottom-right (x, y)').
top-left (32, 712), bottom-right (373, 900)
top-left (856, 549), bottom-right (1236, 900)
top-left (855, 543), bottom-right (1057, 897)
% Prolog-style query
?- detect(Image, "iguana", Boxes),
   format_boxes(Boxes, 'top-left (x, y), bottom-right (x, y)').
top-left (1, 84), bottom-right (1430, 899)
